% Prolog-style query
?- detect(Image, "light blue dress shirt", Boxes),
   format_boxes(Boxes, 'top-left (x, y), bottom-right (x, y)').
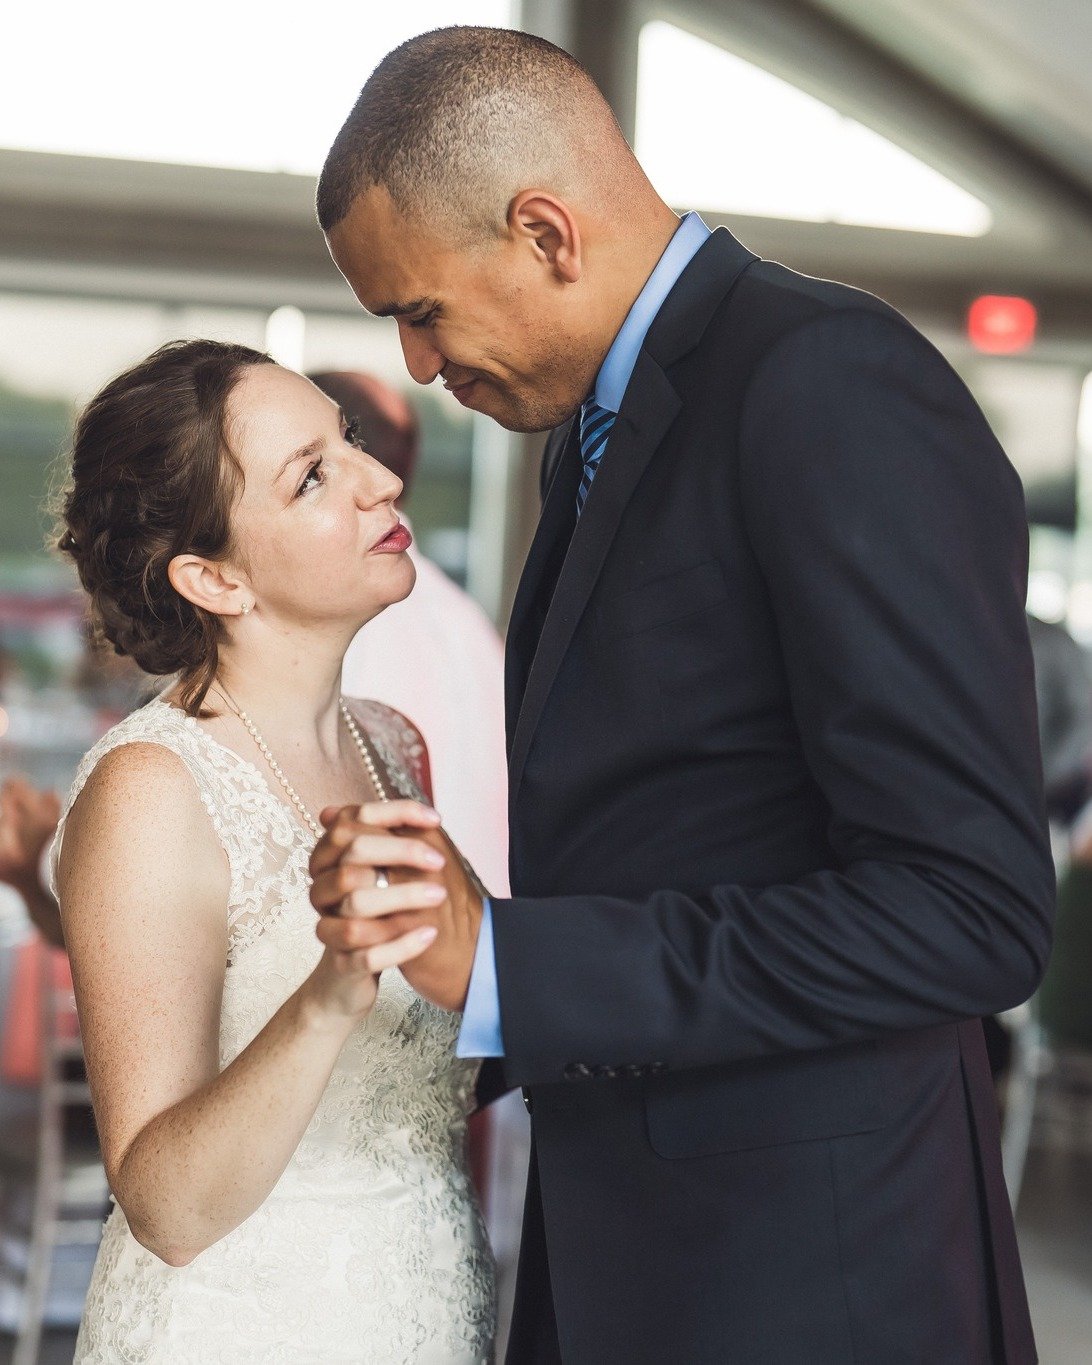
top-left (456, 212), bottom-right (712, 1060)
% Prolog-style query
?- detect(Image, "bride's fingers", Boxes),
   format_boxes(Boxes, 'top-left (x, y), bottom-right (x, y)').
top-left (317, 908), bottom-right (427, 953)
top-left (343, 880), bottom-right (446, 919)
top-left (360, 925), bottom-right (438, 975)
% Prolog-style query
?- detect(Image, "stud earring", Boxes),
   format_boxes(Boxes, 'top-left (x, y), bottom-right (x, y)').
top-left (240, 601), bottom-right (253, 616)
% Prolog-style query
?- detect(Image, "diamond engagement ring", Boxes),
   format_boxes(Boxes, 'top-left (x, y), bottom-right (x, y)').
top-left (374, 868), bottom-right (390, 890)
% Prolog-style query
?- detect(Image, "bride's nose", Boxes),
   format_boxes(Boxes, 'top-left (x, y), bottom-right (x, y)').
top-left (355, 459), bottom-right (403, 509)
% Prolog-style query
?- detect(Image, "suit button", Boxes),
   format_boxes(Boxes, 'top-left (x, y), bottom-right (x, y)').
top-left (621, 1063), bottom-right (645, 1080)
top-left (592, 1064), bottom-right (618, 1080)
top-left (563, 1062), bottom-right (592, 1081)
top-left (649, 1061), bottom-right (667, 1075)
top-left (522, 1087), bottom-right (533, 1114)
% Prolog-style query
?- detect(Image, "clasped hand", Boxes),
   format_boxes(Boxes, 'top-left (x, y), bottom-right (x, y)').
top-left (308, 800), bottom-right (483, 1013)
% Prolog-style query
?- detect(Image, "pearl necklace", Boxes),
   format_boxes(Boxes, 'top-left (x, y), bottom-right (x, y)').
top-left (214, 686), bottom-right (389, 838)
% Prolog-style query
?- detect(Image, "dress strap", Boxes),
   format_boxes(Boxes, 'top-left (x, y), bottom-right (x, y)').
top-left (48, 696), bottom-right (309, 942)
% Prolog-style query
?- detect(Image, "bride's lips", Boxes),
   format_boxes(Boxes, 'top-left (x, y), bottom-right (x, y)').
top-left (369, 520), bottom-right (412, 554)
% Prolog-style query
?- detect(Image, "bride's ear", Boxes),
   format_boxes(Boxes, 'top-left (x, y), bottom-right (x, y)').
top-left (168, 554), bottom-right (252, 619)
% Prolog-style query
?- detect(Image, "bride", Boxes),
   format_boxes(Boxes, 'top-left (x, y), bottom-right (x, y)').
top-left (51, 339), bottom-right (496, 1362)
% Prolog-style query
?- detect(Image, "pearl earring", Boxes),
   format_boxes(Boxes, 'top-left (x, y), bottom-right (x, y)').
top-left (240, 601), bottom-right (253, 616)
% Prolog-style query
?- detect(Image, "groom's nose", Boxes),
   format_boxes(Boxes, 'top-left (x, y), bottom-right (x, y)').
top-left (397, 321), bottom-right (445, 387)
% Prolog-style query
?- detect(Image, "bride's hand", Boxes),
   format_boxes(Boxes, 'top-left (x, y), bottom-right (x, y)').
top-left (303, 919), bottom-right (439, 1024)
top-left (304, 799), bottom-right (449, 1023)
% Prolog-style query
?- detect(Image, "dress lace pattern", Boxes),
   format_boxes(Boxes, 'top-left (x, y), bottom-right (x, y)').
top-left (50, 695), bottom-right (495, 1363)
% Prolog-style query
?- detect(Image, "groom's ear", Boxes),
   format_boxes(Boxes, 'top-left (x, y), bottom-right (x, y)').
top-left (168, 554), bottom-right (250, 619)
top-left (507, 192), bottom-right (582, 284)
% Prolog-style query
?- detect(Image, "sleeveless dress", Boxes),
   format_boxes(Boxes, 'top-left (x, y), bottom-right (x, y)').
top-left (49, 695), bottom-right (496, 1364)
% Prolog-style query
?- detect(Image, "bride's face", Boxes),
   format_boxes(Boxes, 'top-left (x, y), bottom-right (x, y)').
top-left (224, 364), bottom-right (415, 631)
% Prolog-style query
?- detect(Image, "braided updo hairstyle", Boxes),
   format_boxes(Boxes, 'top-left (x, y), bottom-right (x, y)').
top-left (57, 338), bottom-right (275, 716)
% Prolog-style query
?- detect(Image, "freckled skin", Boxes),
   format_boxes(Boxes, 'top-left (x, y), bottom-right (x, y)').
top-left (58, 368), bottom-right (448, 1265)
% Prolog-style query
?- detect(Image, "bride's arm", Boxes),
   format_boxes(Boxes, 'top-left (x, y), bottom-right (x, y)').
top-left (58, 741), bottom-right (445, 1267)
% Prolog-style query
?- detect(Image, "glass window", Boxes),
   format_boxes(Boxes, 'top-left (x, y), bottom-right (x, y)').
top-left (635, 21), bottom-right (992, 237)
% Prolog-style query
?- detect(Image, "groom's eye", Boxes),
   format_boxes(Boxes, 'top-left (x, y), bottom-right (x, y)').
top-left (408, 307), bottom-right (439, 330)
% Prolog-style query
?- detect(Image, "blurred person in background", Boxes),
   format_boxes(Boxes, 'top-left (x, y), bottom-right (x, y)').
top-left (0, 776), bottom-right (63, 948)
top-left (0, 633), bottom-right (152, 947)
top-left (1027, 611), bottom-right (1092, 820)
top-left (1037, 798), bottom-right (1092, 1053)
top-left (979, 612), bottom-right (1092, 1079)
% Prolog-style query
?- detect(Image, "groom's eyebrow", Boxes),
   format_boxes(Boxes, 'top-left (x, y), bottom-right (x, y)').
top-left (372, 297), bottom-right (430, 319)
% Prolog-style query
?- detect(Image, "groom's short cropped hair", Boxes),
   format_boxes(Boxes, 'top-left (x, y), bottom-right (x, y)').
top-left (316, 25), bottom-right (634, 241)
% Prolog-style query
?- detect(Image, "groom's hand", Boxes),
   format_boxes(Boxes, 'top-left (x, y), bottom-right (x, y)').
top-left (309, 802), bottom-right (483, 1013)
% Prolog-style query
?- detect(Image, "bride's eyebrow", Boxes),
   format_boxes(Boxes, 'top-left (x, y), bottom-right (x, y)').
top-left (273, 436), bottom-right (324, 486)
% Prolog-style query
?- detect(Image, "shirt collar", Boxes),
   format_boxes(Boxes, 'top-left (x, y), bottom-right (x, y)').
top-left (593, 211), bottom-right (711, 414)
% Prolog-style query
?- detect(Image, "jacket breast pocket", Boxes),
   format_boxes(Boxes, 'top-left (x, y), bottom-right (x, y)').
top-left (600, 558), bottom-right (730, 638)
top-left (644, 1043), bottom-right (890, 1160)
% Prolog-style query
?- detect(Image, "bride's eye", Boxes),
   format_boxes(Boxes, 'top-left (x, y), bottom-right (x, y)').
top-left (296, 459), bottom-right (324, 497)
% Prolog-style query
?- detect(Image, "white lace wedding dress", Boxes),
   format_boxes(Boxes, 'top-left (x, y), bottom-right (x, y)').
top-left (50, 695), bottom-right (496, 1363)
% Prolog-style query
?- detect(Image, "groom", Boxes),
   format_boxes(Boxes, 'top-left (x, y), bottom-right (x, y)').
top-left (310, 26), bottom-right (1054, 1363)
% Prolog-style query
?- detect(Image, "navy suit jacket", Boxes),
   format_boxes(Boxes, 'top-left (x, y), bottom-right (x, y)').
top-left (488, 227), bottom-right (1053, 1363)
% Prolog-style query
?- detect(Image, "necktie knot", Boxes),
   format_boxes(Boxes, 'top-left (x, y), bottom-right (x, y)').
top-left (577, 398), bottom-right (615, 516)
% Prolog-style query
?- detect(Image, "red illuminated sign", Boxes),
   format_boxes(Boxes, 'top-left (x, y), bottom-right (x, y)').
top-left (967, 295), bottom-right (1037, 353)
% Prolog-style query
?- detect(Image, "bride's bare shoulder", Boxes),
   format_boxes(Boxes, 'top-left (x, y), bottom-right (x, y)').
top-left (75, 738), bottom-right (200, 813)
top-left (61, 740), bottom-right (223, 890)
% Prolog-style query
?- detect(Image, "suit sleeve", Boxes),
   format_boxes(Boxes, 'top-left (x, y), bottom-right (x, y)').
top-left (489, 309), bottom-right (1055, 1087)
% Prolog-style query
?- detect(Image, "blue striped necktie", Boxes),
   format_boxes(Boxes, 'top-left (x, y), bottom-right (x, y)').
top-left (576, 398), bottom-right (616, 516)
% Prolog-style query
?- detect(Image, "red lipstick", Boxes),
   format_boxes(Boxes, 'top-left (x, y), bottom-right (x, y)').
top-left (370, 521), bottom-right (412, 554)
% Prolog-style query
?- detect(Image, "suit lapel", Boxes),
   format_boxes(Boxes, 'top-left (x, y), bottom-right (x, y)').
top-left (506, 226), bottom-right (760, 802)
top-left (508, 353), bottom-right (681, 802)
top-left (506, 419), bottom-right (579, 664)
top-left (504, 417), bottom-right (581, 752)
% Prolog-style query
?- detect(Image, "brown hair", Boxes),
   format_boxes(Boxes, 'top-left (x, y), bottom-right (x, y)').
top-left (57, 338), bottom-right (274, 715)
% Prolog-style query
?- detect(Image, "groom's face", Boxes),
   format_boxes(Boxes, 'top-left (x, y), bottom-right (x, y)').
top-left (327, 187), bottom-right (592, 433)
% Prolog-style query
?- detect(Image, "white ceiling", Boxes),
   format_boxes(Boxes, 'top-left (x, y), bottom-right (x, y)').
top-left (809, 0), bottom-right (1092, 192)
top-left (2, 0), bottom-right (1091, 323)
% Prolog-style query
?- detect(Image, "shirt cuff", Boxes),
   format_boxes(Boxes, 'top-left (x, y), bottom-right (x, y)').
top-left (456, 899), bottom-right (505, 1058)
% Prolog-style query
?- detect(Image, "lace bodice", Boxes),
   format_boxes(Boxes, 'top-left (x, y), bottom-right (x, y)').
top-left (51, 694), bottom-right (432, 963)
top-left (54, 695), bottom-right (494, 1363)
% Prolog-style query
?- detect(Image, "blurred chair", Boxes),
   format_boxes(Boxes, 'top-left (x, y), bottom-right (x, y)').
top-left (1002, 850), bottom-right (1092, 1209)
top-left (0, 939), bottom-right (106, 1363)
top-left (999, 1002), bottom-right (1042, 1206)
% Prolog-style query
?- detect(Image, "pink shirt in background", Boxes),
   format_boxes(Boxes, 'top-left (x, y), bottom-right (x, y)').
top-left (341, 538), bottom-right (511, 898)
